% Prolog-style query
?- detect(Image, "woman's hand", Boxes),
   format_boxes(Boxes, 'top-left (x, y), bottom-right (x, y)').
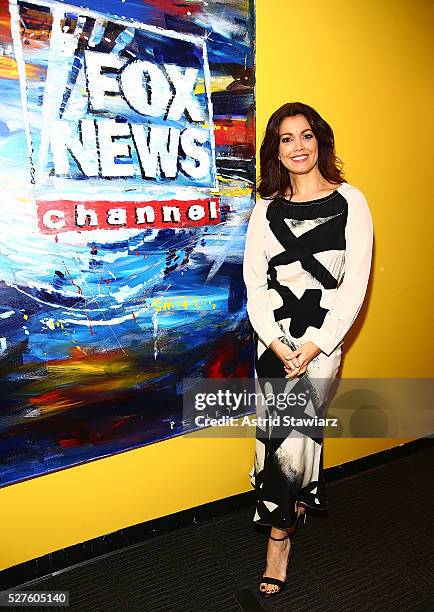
top-left (269, 339), bottom-right (321, 378)
top-left (269, 338), bottom-right (301, 376)
top-left (282, 341), bottom-right (321, 378)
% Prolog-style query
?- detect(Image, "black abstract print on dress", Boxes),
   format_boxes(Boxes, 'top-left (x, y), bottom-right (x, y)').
top-left (243, 183), bottom-right (373, 529)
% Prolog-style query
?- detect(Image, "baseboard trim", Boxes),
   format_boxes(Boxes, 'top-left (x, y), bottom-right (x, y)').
top-left (1, 436), bottom-right (432, 591)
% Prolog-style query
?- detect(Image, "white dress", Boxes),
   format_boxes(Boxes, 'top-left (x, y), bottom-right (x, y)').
top-left (242, 182), bottom-right (373, 529)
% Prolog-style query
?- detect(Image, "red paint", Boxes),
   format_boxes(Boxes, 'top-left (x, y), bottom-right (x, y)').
top-left (63, 262), bottom-right (83, 296)
top-left (70, 346), bottom-right (86, 358)
top-left (29, 389), bottom-right (62, 406)
top-left (204, 335), bottom-right (249, 379)
top-left (59, 438), bottom-right (80, 448)
top-left (140, 0), bottom-right (202, 16)
top-left (214, 119), bottom-right (255, 147)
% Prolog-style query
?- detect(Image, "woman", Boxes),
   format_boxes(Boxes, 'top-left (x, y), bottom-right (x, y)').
top-left (242, 102), bottom-right (373, 597)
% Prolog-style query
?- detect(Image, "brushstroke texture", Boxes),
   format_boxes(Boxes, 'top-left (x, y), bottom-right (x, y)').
top-left (0, 0), bottom-right (255, 487)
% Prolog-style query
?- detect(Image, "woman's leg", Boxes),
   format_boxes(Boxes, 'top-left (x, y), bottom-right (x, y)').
top-left (260, 526), bottom-right (292, 595)
top-left (260, 501), bottom-right (309, 594)
top-left (286, 502), bottom-right (306, 535)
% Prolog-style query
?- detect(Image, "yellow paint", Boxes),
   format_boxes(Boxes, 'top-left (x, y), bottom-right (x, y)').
top-left (0, 56), bottom-right (42, 80)
top-left (215, 176), bottom-right (251, 195)
top-left (195, 75), bottom-right (235, 94)
top-left (151, 296), bottom-right (220, 311)
top-left (1, 0), bottom-right (433, 571)
top-left (47, 359), bottom-right (130, 376)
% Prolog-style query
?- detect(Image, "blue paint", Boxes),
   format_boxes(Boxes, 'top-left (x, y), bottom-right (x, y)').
top-left (0, 0), bottom-right (255, 487)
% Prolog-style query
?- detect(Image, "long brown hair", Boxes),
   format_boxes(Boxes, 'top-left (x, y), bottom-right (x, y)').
top-left (258, 102), bottom-right (346, 199)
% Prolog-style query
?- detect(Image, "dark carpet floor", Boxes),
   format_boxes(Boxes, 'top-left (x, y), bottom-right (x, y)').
top-left (9, 445), bottom-right (434, 611)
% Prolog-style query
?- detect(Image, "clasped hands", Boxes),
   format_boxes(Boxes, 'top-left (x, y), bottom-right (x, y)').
top-left (269, 339), bottom-right (321, 378)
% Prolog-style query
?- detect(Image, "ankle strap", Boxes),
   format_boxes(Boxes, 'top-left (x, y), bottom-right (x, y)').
top-left (269, 533), bottom-right (288, 541)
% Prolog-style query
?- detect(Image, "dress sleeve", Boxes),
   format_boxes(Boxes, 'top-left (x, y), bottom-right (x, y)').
top-left (308, 189), bottom-right (374, 356)
top-left (243, 200), bottom-right (284, 348)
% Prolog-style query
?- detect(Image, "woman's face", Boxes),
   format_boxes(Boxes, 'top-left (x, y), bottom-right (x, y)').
top-left (278, 114), bottom-right (318, 175)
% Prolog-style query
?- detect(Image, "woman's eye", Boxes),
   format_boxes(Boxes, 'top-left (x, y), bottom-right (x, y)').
top-left (281, 134), bottom-right (313, 142)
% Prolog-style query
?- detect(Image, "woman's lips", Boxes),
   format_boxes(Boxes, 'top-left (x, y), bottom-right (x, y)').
top-left (290, 155), bottom-right (309, 163)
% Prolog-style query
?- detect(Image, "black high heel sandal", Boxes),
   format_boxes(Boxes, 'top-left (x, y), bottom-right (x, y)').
top-left (259, 532), bottom-right (294, 598)
top-left (259, 510), bottom-right (308, 597)
top-left (289, 507), bottom-right (308, 534)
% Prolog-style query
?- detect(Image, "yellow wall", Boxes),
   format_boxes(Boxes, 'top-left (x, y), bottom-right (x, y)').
top-left (1, 0), bottom-right (433, 572)
top-left (257, 0), bottom-right (434, 379)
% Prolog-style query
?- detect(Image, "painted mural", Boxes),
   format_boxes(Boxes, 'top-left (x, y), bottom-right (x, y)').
top-left (0, 0), bottom-right (255, 486)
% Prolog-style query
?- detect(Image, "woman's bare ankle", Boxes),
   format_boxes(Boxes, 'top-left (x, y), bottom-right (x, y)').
top-left (270, 526), bottom-right (289, 539)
